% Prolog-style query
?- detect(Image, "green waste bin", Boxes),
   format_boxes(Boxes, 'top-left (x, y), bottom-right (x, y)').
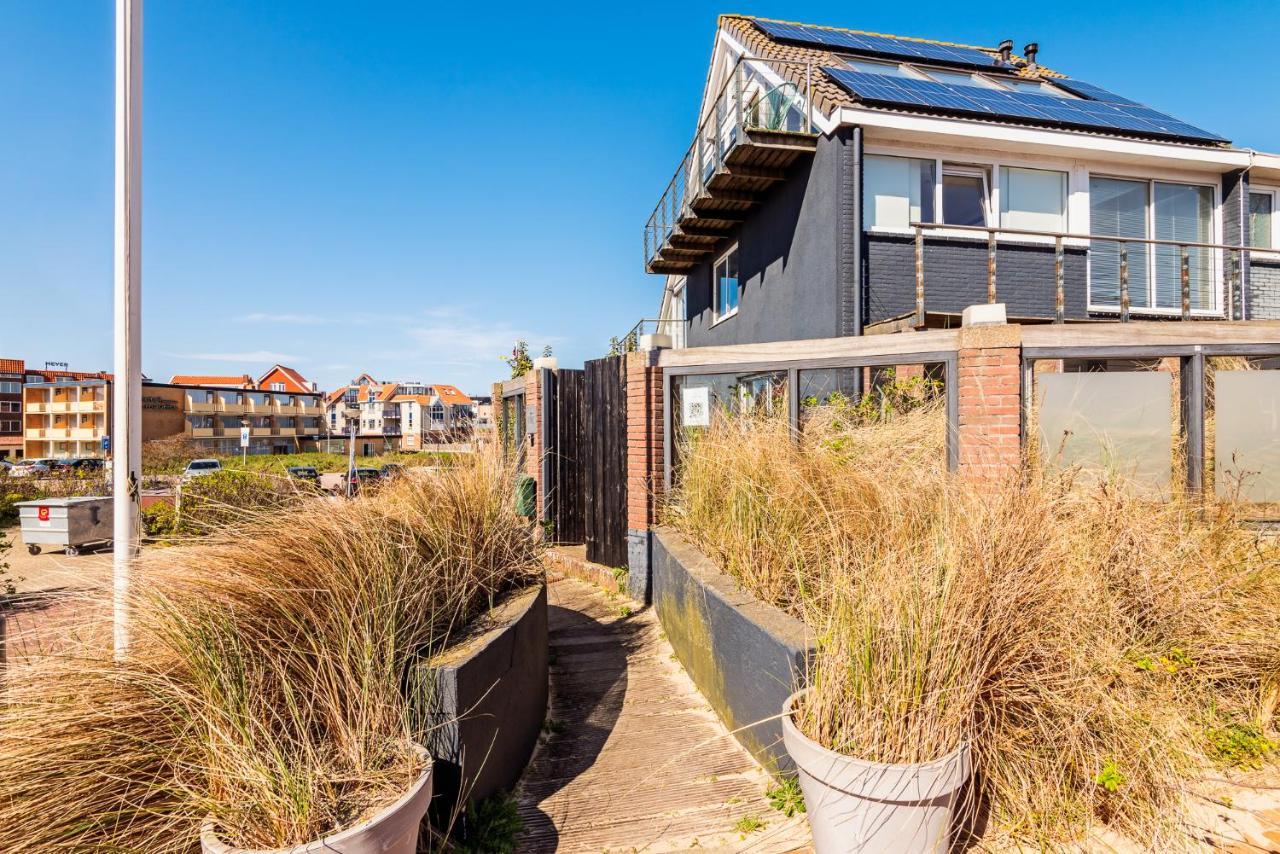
top-left (515, 475), bottom-right (536, 518)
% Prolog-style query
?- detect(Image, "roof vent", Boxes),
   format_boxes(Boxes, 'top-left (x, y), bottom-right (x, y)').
top-left (1023, 42), bottom-right (1039, 69)
top-left (997, 39), bottom-right (1014, 64)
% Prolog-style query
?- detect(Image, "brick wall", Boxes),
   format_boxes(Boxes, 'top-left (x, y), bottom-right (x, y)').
top-left (956, 324), bottom-right (1023, 482)
top-left (625, 350), bottom-right (664, 601)
top-left (1251, 261), bottom-right (1280, 320)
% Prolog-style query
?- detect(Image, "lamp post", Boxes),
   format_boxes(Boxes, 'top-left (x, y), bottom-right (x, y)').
top-left (112, 0), bottom-right (143, 659)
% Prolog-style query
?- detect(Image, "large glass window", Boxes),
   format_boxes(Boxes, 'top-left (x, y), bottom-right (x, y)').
top-left (714, 246), bottom-right (740, 319)
top-left (1153, 182), bottom-right (1213, 311)
top-left (1000, 166), bottom-right (1067, 232)
top-left (1090, 177), bottom-right (1151, 308)
top-left (942, 169), bottom-right (988, 226)
top-left (1249, 191), bottom-right (1274, 250)
top-left (863, 155), bottom-right (935, 229)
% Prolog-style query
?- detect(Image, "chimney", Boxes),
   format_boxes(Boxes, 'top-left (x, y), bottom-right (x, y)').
top-left (997, 39), bottom-right (1014, 64)
top-left (1023, 42), bottom-right (1039, 70)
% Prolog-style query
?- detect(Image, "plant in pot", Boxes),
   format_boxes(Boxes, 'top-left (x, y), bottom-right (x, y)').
top-left (781, 534), bottom-right (979, 854)
top-left (0, 451), bottom-right (540, 853)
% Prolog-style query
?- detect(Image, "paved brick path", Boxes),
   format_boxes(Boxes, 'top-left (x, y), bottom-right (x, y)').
top-left (516, 576), bottom-right (811, 853)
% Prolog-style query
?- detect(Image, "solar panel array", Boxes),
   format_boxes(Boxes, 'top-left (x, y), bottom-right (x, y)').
top-left (754, 20), bottom-right (1008, 70)
top-left (823, 68), bottom-right (1226, 143)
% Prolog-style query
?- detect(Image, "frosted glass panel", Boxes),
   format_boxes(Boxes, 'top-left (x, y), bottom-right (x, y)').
top-left (1037, 372), bottom-right (1172, 490)
top-left (1001, 166), bottom-right (1066, 232)
top-left (864, 155), bottom-right (935, 228)
top-left (1214, 371), bottom-right (1280, 503)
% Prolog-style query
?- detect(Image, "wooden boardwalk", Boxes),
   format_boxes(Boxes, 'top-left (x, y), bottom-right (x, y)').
top-left (516, 576), bottom-right (811, 853)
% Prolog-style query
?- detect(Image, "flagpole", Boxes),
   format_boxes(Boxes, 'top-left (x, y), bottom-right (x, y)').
top-left (113, 0), bottom-right (142, 658)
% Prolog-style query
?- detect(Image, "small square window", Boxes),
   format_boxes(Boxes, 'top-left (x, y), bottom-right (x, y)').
top-left (942, 170), bottom-right (989, 227)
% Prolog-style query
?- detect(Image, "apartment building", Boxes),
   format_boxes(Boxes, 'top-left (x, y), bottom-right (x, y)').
top-left (22, 379), bottom-right (112, 460)
top-left (0, 359), bottom-right (22, 460)
top-left (323, 375), bottom-right (474, 454)
top-left (175, 383), bottom-right (324, 455)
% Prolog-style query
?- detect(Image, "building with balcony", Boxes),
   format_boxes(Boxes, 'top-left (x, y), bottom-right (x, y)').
top-left (322, 375), bottom-right (474, 454)
top-left (0, 359), bottom-right (22, 460)
top-left (645, 15), bottom-right (1280, 348)
top-left (172, 383), bottom-right (324, 455)
top-left (22, 379), bottom-right (112, 460)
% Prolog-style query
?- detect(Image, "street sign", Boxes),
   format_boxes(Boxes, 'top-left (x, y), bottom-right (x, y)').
top-left (240, 426), bottom-right (250, 448)
top-left (102, 435), bottom-right (111, 452)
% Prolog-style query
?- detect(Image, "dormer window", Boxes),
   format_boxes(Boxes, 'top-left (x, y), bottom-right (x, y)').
top-left (844, 58), bottom-right (914, 78)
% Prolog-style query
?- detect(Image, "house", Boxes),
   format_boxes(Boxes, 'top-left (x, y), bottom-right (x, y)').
top-left (0, 359), bottom-right (23, 460)
top-left (256, 364), bottom-right (317, 394)
top-left (645, 15), bottom-right (1280, 348)
top-left (322, 375), bottom-right (474, 455)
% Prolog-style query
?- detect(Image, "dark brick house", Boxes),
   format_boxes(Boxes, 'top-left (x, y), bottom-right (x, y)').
top-left (0, 359), bottom-right (22, 460)
top-left (645, 15), bottom-right (1280, 348)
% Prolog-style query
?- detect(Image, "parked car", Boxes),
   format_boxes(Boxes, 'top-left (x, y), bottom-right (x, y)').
top-left (287, 465), bottom-right (320, 484)
top-left (53, 458), bottom-right (106, 475)
top-left (183, 459), bottom-right (223, 480)
top-left (8, 459), bottom-right (54, 478)
top-left (347, 467), bottom-right (382, 494)
top-left (379, 463), bottom-right (406, 480)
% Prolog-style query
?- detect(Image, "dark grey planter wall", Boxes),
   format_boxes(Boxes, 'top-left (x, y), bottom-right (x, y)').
top-left (865, 233), bottom-right (1089, 323)
top-left (1252, 261), bottom-right (1280, 320)
top-left (421, 583), bottom-right (548, 822)
top-left (685, 133), bottom-right (843, 348)
top-left (652, 527), bottom-right (815, 774)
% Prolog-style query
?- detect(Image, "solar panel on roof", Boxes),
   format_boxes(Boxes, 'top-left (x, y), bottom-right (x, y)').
top-left (823, 67), bottom-right (1227, 142)
top-left (1050, 79), bottom-right (1141, 106)
top-left (754, 20), bottom-right (1009, 70)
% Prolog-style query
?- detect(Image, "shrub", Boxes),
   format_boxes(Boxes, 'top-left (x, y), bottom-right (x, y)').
top-left (665, 405), bottom-right (1280, 847)
top-left (0, 449), bottom-right (540, 851)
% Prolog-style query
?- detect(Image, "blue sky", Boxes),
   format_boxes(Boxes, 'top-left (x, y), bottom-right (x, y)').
top-left (2, 1), bottom-right (1277, 393)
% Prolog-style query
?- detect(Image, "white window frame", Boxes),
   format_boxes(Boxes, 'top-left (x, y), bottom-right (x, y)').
top-left (862, 143), bottom-right (1080, 244)
top-left (1247, 186), bottom-right (1279, 256)
top-left (1084, 172), bottom-right (1223, 317)
top-left (711, 243), bottom-right (741, 326)
top-left (940, 164), bottom-right (992, 228)
top-left (999, 165), bottom-right (1069, 233)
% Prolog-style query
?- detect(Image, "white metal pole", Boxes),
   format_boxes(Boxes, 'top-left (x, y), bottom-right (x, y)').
top-left (112, 0), bottom-right (142, 659)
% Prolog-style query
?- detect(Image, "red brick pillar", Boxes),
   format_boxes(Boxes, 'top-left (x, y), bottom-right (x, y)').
top-left (956, 324), bottom-right (1023, 484)
top-left (625, 350), bottom-right (663, 601)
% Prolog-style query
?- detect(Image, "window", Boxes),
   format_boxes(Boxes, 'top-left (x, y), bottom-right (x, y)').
top-left (0, 402), bottom-right (17, 412)
top-left (431, 404), bottom-right (444, 421)
top-left (0, 382), bottom-right (19, 394)
top-left (1000, 166), bottom-right (1067, 232)
top-left (714, 246), bottom-right (740, 319)
top-left (1249, 191), bottom-right (1275, 250)
top-left (942, 167), bottom-right (989, 227)
top-left (1089, 177), bottom-right (1216, 312)
top-left (864, 155), bottom-right (935, 228)
top-left (996, 78), bottom-right (1073, 97)
top-left (270, 382), bottom-right (285, 391)
top-left (921, 68), bottom-right (994, 89)
top-left (843, 58), bottom-right (915, 78)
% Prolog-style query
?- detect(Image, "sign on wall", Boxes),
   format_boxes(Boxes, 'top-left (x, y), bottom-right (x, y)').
top-left (682, 386), bottom-right (710, 427)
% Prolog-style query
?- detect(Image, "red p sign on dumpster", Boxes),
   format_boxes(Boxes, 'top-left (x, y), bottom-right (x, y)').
top-left (37, 506), bottom-right (50, 522)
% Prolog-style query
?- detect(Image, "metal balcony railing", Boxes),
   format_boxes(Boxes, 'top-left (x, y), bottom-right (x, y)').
top-left (909, 222), bottom-right (1268, 324)
top-left (644, 57), bottom-right (819, 272)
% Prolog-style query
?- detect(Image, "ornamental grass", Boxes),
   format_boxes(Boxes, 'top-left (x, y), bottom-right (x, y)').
top-left (0, 450), bottom-right (539, 852)
top-left (664, 391), bottom-right (1280, 848)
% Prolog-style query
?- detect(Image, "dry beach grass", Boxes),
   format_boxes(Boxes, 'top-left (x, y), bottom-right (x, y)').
top-left (0, 449), bottom-right (539, 852)
top-left (664, 391), bottom-right (1280, 848)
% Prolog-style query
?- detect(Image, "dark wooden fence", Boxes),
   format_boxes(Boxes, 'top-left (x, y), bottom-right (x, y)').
top-left (583, 356), bottom-right (629, 567)
top-left (549, 369), bottom-right (586, 544)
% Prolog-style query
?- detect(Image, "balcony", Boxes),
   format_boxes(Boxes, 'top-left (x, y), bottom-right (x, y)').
top-left (24, 402), bottom-right (47, 413)
top-left (251, 427), bottom-right (274, 437)
top-left (644, 58), bottom-right (820, 275)
top-left (892, 222), bottom-right (1263, 329)
top-left (275, 427), bottom-right (297, 437)
top-left (191, 427), bottom-right (223, 438)
top-left (189, 400), bottom-right (222, 414)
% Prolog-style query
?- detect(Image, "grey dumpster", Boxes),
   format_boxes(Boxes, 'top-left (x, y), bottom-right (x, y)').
top-left (16, 497), bottom-right (113, 557)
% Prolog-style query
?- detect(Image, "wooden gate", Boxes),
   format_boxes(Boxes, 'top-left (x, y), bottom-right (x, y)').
top-left (583, 356), bottom-right (628, 567)
top-left (549, 369), bottom-right (586, 544)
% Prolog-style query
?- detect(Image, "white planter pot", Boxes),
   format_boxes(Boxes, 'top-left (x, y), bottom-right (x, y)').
top-left (781, 690), bottom-right (970, 854)
top-left (532, 356), bottom-right (558, 371)
top-left (200, 748), bottom-right (433, 854)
